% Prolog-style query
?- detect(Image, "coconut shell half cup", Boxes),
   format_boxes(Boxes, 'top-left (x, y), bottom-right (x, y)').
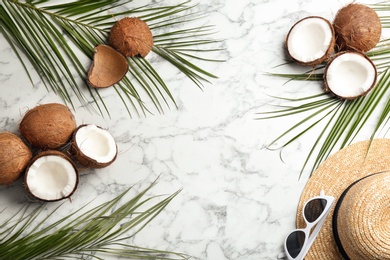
top-left (71, 124), bottom-right (117, 168)
top-left (286, 16), bottom-right (335, 66)
top-left (24, 150), bottom-right (79, 202)
top-left (87, 44), bottom-right (129, 88)
top-left (324, 51), bottom-right (377, 100)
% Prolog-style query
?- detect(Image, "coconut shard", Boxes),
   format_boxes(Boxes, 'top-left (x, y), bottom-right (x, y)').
top-left (24, 150), bottom-right (78, 202)
top-left (0, 132), bottom-right (32, 185)
top-left (333, 3), bottom-right (381, 52)
top-left (324, 51), bottom-right (377, 100)
top-left (109, 17), bottom-right (154, 58)
top-left (71, 124), bottom-right (117, 168)
top-left (19, 103), bottom-right (77, 150)
top-left (87, 44), bottom-right (128, 88)
top-left (286, 16), bottom-right (335, 66)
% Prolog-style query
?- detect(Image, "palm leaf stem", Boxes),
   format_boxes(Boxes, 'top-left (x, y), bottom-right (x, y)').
top-left (1, 0), bottom-right (92, 108)
top-left (141, 1), bottom-right (193, 24)
top-left (266, 72), bottom-right (323, 82)
top-left (1, 0), bottom-right (221, 116)
top-left (262, 64), bottom-right (390, 175)
top-left (257, 95), bottom-right (338, 119)
top-left (265, 99), bottom-right (340, 149)
top-left (0, 181), bottom-right (185, 259)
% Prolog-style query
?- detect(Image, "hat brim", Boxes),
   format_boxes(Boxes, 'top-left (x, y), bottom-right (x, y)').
top-left (296, 138), bottom-right (390, 259)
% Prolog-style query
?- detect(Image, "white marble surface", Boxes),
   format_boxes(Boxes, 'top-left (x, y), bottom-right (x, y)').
top-left (0, 0), bottom-right (378, 259)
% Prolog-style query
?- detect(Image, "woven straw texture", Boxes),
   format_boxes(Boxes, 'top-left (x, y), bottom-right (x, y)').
top-left (336, 173), bottom-right (390, 259)
top-left (296, 139), bottom-right (390, 259)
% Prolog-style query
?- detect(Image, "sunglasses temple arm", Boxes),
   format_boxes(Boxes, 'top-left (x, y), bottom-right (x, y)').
top-left (299, 217), bottom-right (327, 258)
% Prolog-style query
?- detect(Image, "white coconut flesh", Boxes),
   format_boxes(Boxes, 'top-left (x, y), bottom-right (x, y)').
top-left (325, 53), bottom-right (376, 98)
top-left (287, 17), bottom-right (333, 63)
top-left (26, 155), bottom-right (77, 201)
top-left (75, 125), bottom-right (116, 163)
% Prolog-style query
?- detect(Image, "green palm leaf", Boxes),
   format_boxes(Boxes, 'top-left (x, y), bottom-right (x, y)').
top-left (0, 180), bottom-right (186, 259)
top-left (0, 0), bottom-right (222, 117)
top-left (258, 2), bottom-right (390, 177)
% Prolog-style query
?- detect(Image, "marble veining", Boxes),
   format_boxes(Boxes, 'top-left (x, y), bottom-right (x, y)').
top-left (0, 0), bottom-right (372, 259)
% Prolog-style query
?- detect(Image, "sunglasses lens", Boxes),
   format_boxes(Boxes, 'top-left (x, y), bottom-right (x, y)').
top-left (304, 198), bottom-right (327, 223)
top-left (286, 230), bottom-right (306, 258)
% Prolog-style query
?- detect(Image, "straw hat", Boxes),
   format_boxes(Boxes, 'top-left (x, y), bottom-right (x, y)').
top-left (296, 138), bottom-right (390, 259)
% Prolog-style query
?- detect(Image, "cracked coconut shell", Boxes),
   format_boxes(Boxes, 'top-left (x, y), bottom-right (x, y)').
top-left (19, 103), bottom-right (77, 150)
top-left (0, 132), bottom-right (32, 185)
top-left (87, 44), bottom-right (128, 88)
top-left (333, 3), bottom-right (381, 52)
top-left (109, 17), bottom-right (154, 58)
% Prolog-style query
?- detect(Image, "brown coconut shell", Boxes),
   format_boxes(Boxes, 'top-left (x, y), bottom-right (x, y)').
top-left (333, 3), bottom-right (381, 52)
top-left (286, 16), bottom-right (335, 67)
top-left (109, 17), bottom-right (154, 58)
top-left (19, 103), bottom-right (77, 150)
top-left (323, 51), bottom-right (377, 100)
top-left (24, 150), bottom-right (79, 202)
top-left (70, 124), bottom-right (118, 168)
top-left (0, 132), bottom-right (32, 185)
top-left (87, 44), bottom-right (128, 88)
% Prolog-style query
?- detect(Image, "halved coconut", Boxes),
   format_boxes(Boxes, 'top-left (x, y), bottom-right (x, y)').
top-left (24, 150), bottom-right (78, 202)
top-left (324, 51), bottom-right (377, 99)
top-left (286, 16), bottom-right (335, 66)
top-left (109, 17), bottom-right (154, 58)
top-left (71, 124), bottom-right (117, 168)
top-left (87, 44), bottom-right (128, 88)
top-left (0, 132), bottom-right (32, 185)
top-left (19, 103), bottom-right (77, 150)
top-left (333, 3), bottom-right (381, 52)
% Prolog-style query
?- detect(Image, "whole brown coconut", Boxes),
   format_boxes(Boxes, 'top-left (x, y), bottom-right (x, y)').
top-left (0, 132), bottom-right (32, 185)
top-left (333, 3), bottom-right (381, 52)
top-left (109, 17), bottom-right (154, 58)
top-left (19, 103), bottom-right (77, 150)
top-left (87, 44), bottom-right (128, 88)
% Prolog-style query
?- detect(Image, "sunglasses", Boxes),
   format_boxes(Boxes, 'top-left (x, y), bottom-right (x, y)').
top-left (283, 190), bottom-right (335, 260)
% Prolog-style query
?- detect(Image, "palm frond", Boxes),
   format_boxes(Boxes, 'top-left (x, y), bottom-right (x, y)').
top-left (0, 0), bottom-right (222, 117)
top-left (259, 2), bottom-right (390, 176)
top-left (0, 180), bottom-right (186, 259)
